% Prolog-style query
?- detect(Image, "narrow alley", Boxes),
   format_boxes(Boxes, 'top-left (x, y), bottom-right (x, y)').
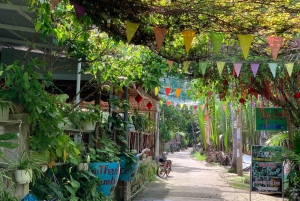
top-left (133, 148), bottom-right (286, 201)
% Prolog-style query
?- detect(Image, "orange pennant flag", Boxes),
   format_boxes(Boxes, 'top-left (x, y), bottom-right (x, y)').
top-left (175, 88), bottom-right (182, 98)
top-left (267, 36), bottom-right (283, 61)
top-left (126, 21), bottom-right (140, 44)
top-left (153, 27), bottom-right (168, 52)
top-left (181, 30), bottom-right (196, 53)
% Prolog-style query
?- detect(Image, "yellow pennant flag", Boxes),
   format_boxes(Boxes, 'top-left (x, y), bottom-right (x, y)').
top-left (126, 21), bottom-right (140, 44)
top-left (180, 103), bottom-right (184, 108)
top-left (238, 34), bottom-right (254, 59)
top-left (175, 88), bottom-right (182, 98)
top-left (154, 87), bottom-right (160, 96)
top-left (183, 61), bottom-right (190, 73)
top-left (181, 30), bottom-right (196, 53)
top-left (285, 62), bottom-right (294, 77)
top-left (216, 61), bottom-right (226, 76)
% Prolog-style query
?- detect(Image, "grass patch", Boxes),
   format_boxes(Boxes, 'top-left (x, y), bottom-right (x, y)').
top-left (221, 171), bottom-right (250, 190)
top-left (192, 152), bottom-right (206, 161)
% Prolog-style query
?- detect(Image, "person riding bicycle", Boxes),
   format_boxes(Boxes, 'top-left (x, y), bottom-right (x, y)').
top-left (170, 143), bottom-right (173, 153)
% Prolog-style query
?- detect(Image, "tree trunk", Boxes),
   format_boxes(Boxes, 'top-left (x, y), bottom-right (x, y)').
top-left (230, 103), bottom-right (237, 170)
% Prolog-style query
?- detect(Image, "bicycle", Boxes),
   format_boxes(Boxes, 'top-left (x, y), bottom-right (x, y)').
top-left (157, 159), bottom-right (172, 178)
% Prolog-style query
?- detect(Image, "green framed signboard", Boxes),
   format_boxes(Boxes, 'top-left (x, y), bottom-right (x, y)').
top-left (255, 108), bottom-right (287, 131)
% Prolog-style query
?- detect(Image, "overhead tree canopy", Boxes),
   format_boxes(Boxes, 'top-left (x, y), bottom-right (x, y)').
top-left (70, 0), bottom-right (300, 62)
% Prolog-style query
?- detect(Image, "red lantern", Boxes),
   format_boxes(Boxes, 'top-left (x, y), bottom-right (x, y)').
top-left (294, 92), bottom-right (300, 99)
top-left (135, 94), bottom-right (143, 103)
top-left (146, 102), bottom-right (153, 110)
top-left (239, 98), bottom-right (246, 104)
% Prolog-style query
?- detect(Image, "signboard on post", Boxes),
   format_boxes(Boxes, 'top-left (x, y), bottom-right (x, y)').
top-left (251, 146), bottom-right (283, 194)
top-left (255, 108), bottom-right (287, 131)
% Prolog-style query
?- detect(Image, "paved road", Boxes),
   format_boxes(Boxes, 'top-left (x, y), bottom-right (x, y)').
top-left (133, 148), bottom-right (286, 201)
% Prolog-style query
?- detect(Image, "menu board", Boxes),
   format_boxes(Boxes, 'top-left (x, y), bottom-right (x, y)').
top-left (251, 146), bottom-right (283, 193)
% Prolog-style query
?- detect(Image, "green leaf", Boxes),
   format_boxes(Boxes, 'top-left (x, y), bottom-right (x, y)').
top-left (35, 21), bottom-right (42, 32)
top-left (0, 142), bottom-right (19, 149)
top-left (0, 133), bottom-right (19, 141)
top-left (56, 148), bottom-right (62, 157)
top-left (0, 149), bottom-right (3, 157)
top-left (70, 175), bottom-right (80, 189)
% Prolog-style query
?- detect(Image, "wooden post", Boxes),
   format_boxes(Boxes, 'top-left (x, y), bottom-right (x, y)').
top-left (237, 105), bottom-right (243, 176)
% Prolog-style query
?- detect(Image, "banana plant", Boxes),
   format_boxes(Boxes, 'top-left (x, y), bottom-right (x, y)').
top-left (0, 132), bottom-right (19, 157)
top-left (197, 106), bottom-right (207, 150)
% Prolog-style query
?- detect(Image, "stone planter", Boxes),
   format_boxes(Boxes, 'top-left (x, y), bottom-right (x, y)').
top-left (77, 163), bottom-right (89, 171)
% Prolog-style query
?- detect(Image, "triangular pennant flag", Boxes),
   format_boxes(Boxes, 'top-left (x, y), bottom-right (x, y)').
top-left (210, 32), bottom-right (225, 54)
top-left (126, 21), bottom-right (140, 44)
top-left (175, 88), bottom-right (182, 98)
top-left (201, 104), bottom-right (205, 110)
top-left (50, 0), bottom-right (61, 11)
top-left (268, 63), bottom-right (278, 78)
top-left (199, 62), bottom-right (208, 75)
top-left (216, 61), bottom-right (226, 76)
top-left (74, 3), bottom-right (86, 19)
top-left (166, 60), bottom-right (173, 67)
top-left (194, 105), bottom-right (198, 110)
top-left (233, 63), bottom-right (243, 77)
top-left (253, 92), bottom-right (258, 99)
top-left (181, 30), bottom-right (196, 53)
top-left (180, 103), bottom-right (184, 109)
top-left (267, 36), bottom-right (283, 61)
top-left (154, 87), bottom-right (159, 96)
top-left (183, 61), bottom-right (190, 73)
top-left (165, 87), bottom-right (171, 96)
top-left (251, 63), bottom-right (259, 77)
top-left (222, 105), bottom-right (227, 111)
top-left (285, 62), bottom-right (294, 77)
top-left (238, 34), bottom-right (254, 59)
top-left (153, 27), bottom-right (168, 52)
top-left (166, 100), bottom-right (171, 106)
top-left (174, 102), bottom-right (178, 107)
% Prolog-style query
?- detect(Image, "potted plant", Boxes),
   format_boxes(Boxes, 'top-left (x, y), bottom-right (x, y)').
top-left (0, 99), bottom-right (16, 120)
top-left (14, 151), bottom-right (47, 185)
top-left (79, 103), bottom-right (102, 130)
top-left (88, 136), bottom-right (121, 196)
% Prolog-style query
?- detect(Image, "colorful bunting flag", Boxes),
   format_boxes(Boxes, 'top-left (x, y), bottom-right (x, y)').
top-left (210, 32), bottom-right (225, 54)
top-left (285, 62), bottom-right (294, 77)
top-left (165, 87), bottom-right (171, 96)
top-left (174, 102), bottom-right (178, 107)
top-left (51, 0), bottom-right (60, 11)
top-left (125, 21), bottom-right (140, 44)
top-left (153, 27), bottom-right (168, 52)
top-left (194, 105), bottom-right (198, 110)
top-left (183, 61), bottom-right (190, 73)
top-left (268, 63), bottom-right (278, 78)
top-left (154, 87), bottom-right (159, 96)
top-left (166, 59), bottom-right (174, 70)
top-left (181, 30), bottom-right (196, 53)
top-left (233, 63), bottom-right (243, 77)
top-left (267, 36), bottom-right (283, 61)
top-left (216, 61), bottom-right (226, 76)
top-left (199, 62), bottom-right (208, 75)
top-left (180, 103), bottom-right (184, 109)
top-left (238, 34), bottom-right (254, 59)
top-left (166, 100), bottom-right (171, 106)
top-left (175, 88), bottom-right (182, 98)
top-left (297, 38), bottom-right (300, 48)
top-left (222, 105), bottom-right (227, 111)
top-left (251, 63), bottom-right (259, 77)
top-left (201, 104), bottom-right (205, 110)
top-left (74, 3), bottom-right (86, 19)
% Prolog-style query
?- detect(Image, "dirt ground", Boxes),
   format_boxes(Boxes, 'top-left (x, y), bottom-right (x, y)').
top-left (133, 148), bottom-right (287, 201)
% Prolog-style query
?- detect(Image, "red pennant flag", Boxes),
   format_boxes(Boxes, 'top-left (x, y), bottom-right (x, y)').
top-left (165, 87), bottom-right (171, 96)
top-left (153, 27), bottom-right (168, 52)
top-left (233, 63), bottom-right (242, 77)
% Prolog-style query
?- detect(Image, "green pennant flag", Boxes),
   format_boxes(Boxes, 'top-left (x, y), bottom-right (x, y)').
top-left (199, 62), bottom-right (208, 75)
top-left (210, 32), bottom-right (225, 54)
top-left (216, 61), bottom-right (226, 76)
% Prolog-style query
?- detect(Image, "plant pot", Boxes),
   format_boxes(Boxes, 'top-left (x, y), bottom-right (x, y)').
top-left (119, 155), bottom-right (139, 181)
top-left (0, 107), bottom-right (9, 120)
top-left (64, 123), bottom-right (76, 130)
top-left (14, 169), bottom-right (32, 184)
top-left (89, 161), bottom-right (120, 196)
top-left (77, 163), bottom-right (89, 171)
top-left (83, 121), bottom-right (96, 130)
